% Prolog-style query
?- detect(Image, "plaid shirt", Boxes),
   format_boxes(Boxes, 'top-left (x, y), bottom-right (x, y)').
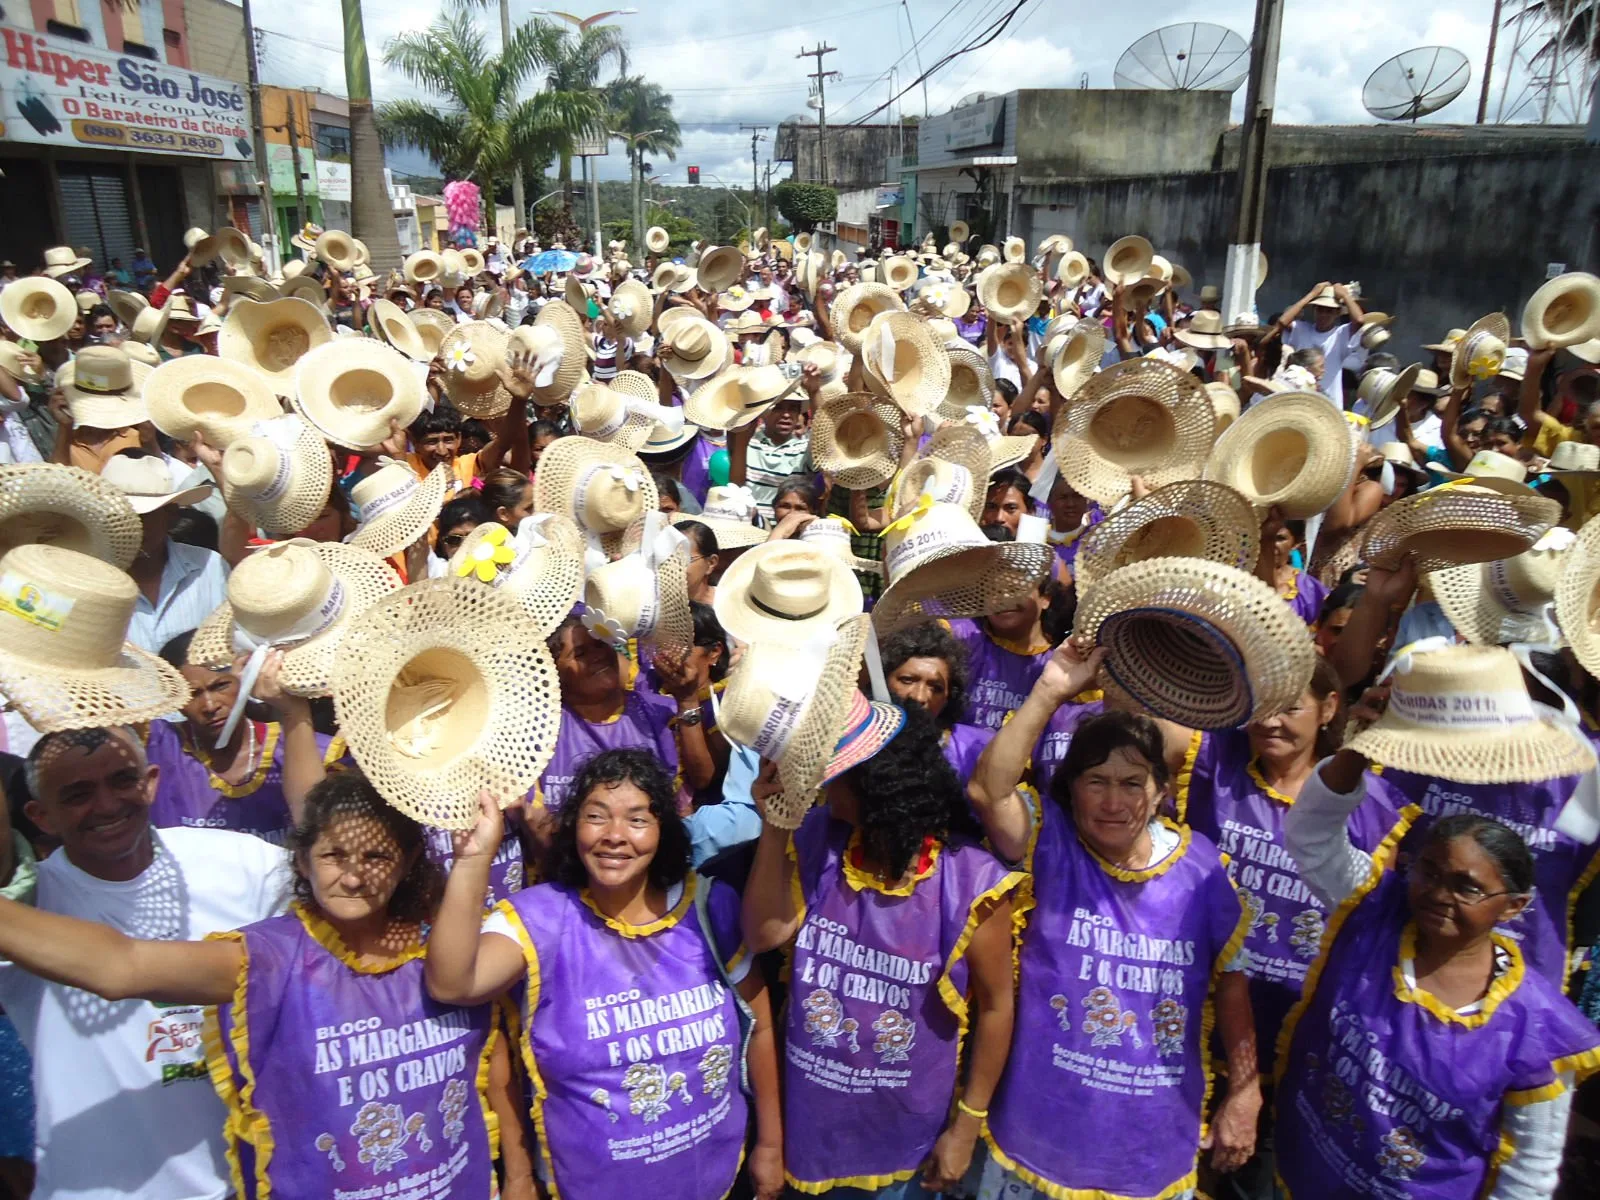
top-left (827, 482), bottom-right (888, 604)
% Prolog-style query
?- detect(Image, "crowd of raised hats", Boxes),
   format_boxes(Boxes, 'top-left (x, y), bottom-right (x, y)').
top-left (4, 215), bottom-right (1600, 1198)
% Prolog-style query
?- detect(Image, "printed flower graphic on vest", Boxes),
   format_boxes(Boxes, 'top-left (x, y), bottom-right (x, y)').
top-left (590, 1087), bottom-right (618, 1121)
top-left (314, 1132), bottom-right (345, 1171)
top-left (505, 858), bottom-right (525, 893)
top-left (439, 1079), bottom-right (469, 1143)
top-left (871, 1009), bottom-right (916, 1064)
top-left (1322, 1075), bottom-right (1355, 1126)
top-left (803, 988), bottom-right (860, 1050)
top-left (699, 1044), bottom-right (733, 1099)
top-left (404, 1112), bottom-right (432, 1152)
top-left (1080, 987), bottom-right (1143, 1048)
top-left (623, 1062), bottom-right (674, 1122)
top-left (1290, 909), bottom-right (1325, 959)
top-left (1239, 889), bottom-right (1279, 943)
top-left (1377, 1126), bottom-right (1426, 1180)
top-left (1148, 997), bottom-right (1187, 1057)
top-left (667, 1071), bottom-right (693, 1106)
top-left (350, 1101), bottom-right (414, 1173)
top-left (1049, 993), bottom-right (1072, 1031)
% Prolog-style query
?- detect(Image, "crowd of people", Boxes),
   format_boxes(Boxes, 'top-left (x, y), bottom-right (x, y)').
top-left (0, 214), bottom-right (1598, 1200)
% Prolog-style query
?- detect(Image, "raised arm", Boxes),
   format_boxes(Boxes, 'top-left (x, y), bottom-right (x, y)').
top-left (250, 651), bottom-right (325, 826)
top-left (1283, 746), bottom-right (1381, 910)
top-left (424, 792), bottom-right (528, 1006)
top-left (1330, 555), bottom-right (1416, 692)
top-left (1274, 281), bottom-right (1327, 337)
top-left (742, 762), bottom-right (802, 953)
top-left (1333, 282), bottom-right (1364, 327)
top-left (1440, 384), bottom-right (1473, 470)
top-left (1517, 347), bottom-right (1557, 437)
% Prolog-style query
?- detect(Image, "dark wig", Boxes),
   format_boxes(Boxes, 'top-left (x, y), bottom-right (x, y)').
top-left (880, 623), bottom-right (969, 726)
top-left (549, 748), bottom-right (692, 893)
top-left (1422, 813), bottom-right (1534, 896)
top-left (289, 772), bottom-right (444, 924)
top-left (1050, 710), bottom-right (1170, 814)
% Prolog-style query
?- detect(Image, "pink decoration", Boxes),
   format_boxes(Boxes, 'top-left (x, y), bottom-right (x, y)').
top-left (442, 180), bottom-right (483, 243)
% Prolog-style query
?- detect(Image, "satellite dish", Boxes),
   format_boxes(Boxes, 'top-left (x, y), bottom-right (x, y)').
top-left (1362, 47), bottom-right (1471, 121)
top-left (1114, 23), bottom-right (1250, 92)
top-left (951, 92), bottom-right (995, 112)
top-left (783, 112), bottom-right (816, 126)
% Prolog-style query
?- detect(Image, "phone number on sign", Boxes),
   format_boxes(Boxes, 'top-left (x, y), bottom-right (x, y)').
top-left (70, 119), bottom-right (222, 156)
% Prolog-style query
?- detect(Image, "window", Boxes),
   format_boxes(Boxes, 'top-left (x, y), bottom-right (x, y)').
top-left (45, 20), bottom-right (89, 43)
top-left (123, 41), bottom-right (159, 61)
top-left (164, 29), bottom-right (182, 48)
top-left (314, 124), bottom-right (351, 162)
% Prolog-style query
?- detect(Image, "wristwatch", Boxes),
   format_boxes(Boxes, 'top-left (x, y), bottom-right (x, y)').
top-left (673, 707), bottom-right (704, 728)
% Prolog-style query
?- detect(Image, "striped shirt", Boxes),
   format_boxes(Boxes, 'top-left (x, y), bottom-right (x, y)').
top-left (126, 539), bottom-right (231, 653)
top-left (745, 427), bottom-right (813, 522)
top-left (590, 333), bottom-right (634, 382)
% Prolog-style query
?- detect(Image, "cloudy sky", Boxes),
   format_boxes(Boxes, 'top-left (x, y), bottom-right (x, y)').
top-left (250, 0), bottom-right (1509, 186)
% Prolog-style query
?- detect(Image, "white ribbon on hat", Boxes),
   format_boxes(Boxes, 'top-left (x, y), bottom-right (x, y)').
top-left (709, 484), bottom-right (758, 522)
top-left (877, 321), bottom-right (898, 382)
top-left (1029, 451), bottom-right (1060, 507)
top-left (962, 405), bottom-right (1000, 440)
top-left (533, 341), bottom-right (564, 390)
top-left (626, 397), bottom-right (685, 440)
top-left (501, 512), bottom-right (558, 581)
top-left (745, 622), bottom-right (841, 762)
top-left (356, 462), bottom-right (421, 524)
top-left (1375, 636), bottom-right (1455, 684)
top-left (244, 415), bottom-right (308, 502)
top-left (1379, 460), bottom-right (1396, 497)
top-left (218, 575), bottom-right (348, 745)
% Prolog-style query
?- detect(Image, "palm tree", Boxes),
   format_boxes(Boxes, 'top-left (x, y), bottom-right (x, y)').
top-left (340, 0), bottom-right (402, 267)
top-left (607, 77), bottom-right (681, 255)
top-left (377, 4), bottom-right (606, 225)
top-left (541, 23), bottom-right (628, 214)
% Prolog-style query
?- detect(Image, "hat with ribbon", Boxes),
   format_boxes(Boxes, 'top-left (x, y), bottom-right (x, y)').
top-left (572, 378), bottom-right (686, 454)
top-left (1074, 479), bottom-right (1260, 592)
top-left (858, 311), bottom-right (950, 418)
top-left (1430, 526), bottom-right (1573, 648)
top-left (437, 321), bottom-right (513, 419)
top-left (829, 282), bottom-right (906, 354)
top-left (810, 392), bottom-right (905, 490)
top-left (658, 311), bottom-right (732, 381)
top-left (797, 516), bottom-right (881, 575)
top-left (448, 514), bottom-right (586, 636)
top-left (344, 460), bottom-right (451, 560)
top-left (581, 512), bottom-right (693, 661)
top-left (891, 424), bottom-right (991, 524)
top-left (56, 346), bottom-right (152, 430)
top-left (1360, 481), bottom-right (1561, 574)
top-left (955, 404), bottom-right (1038, 474)
top-left (509, 301), bottom-right (588, 406)
top-left (292, 339), bottom-right (425, 451)
top-left (1425, 448), bottom-right (1539, 496)
top-left (0, 463), bottom-right (141, 569)
top-left (939, 344), bottom-right (996, 421)
top-left (1356, 363), bottom-right (1422, 430)
top-left (714, 539), bottom-right (864, 646)
top-left (672, 484), bottom-right (770, 551)
top-left (1173, 310), bottom-right (1231, 352)
top-left (218, 414), bottom-right (335, 537)
top-left (533, 437), bottom-right (658, 561)
top-left (1451, 313), bottom-right (1511, 389)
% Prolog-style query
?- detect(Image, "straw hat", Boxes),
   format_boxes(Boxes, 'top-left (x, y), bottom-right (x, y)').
top-left (1075, 557), bottom-right (1315, 729)
top-left (1410, 367), bottom-right (1449, 397)
top-left (106, 289), bottom-right (148, 327)
top-left (715, 537), bottom-right (864, 649)
top-left (583, 531), bottom-right (694, 661)
top-left (938, 344), bottom-right (995, 421)
top-left (345, 460), bottom-right (450, 559)
top-left (459, 247), bottom-right (486, 277)
top-left (718, 284), bottom-right (757, 314)
top-left (365, 298), bottom-right (427, 363)
top-left (330, 576), bottom-right (562, 827)
top-left (645, 226), bottom-right (671, 254)
top-left (408, 309), bottom-right (456, 359)
top-left (1348, 643), bottom-right (1593, 784)
top-left (1426, 448), bottom-right (1538, 496)
top-left (218, 415), bottom-right (335, 537)
top-left (1522, 272), bottom-right (1600, 351)
top-left (292, 339), bottom-right (425, 451)
top-left (1423, 327), bottom-right (1466, 354)
top-left (860, 311), bottom-right (950, 416)
top-left (683, 364), bottom-right (800, 430)
top-left (671, 485), bottom-right (769, 550)
top-left (883, 256), bottom-right (918, 291)
top-left (1120, 278), bottom-right (1166, 314)
top-left (872, 499), bottom-right (1053, 633)
top-left (0, 464), bottom-right (141, 569)
top-left (1199, 383), bottom-right (1239, 435)
top-left (41, 245), bottom-right (91, 278)
top-left (532, 437), bottom-right (658, 557)
top-left (1351, 363), bottom-right (1420, 431)
top-left (190, 539), bottom-right (401, 697)
top-left (771, 239), bottom-right (793, 263)
top-left (950, 405), bottom-right (1038, 474)
top-left (404, 250), bottom-right (444, 285)
top-left (1377, 440), bottom-right (1428, 483)
top-left (220, 276), bottom-right (278, 305)
top-left (468, 290), bottom-right (504, 322)
top-left (892, 425), bottom-right (990, 524)
top-left (218, 297), bottom-right (333, 391)
top-left (1558, 517), bottom-right (1600, 676)
top-left (651, 262), bottom-right (695, 294)
top-left (0, 342), bottom-right (37, 388)
top-left (142, 354), bottom-right (282, 447)
top-left (1361, 483), bottom-right (1560, 574)
top-left (1545, 440), bottom-right (1600, 477)
top-left (72, 290), bottom-right (98, 317)
top-left (1051, 319), bottom-right (1106, 402)
top-left (811, 392), bottom-right (905, 489)
top-left (976, 263), bottom-right (1042, 324)
top-left (942, 220), bottom-right (968, 245)
top-left (1056, 251), bottom-right (1092, 289)
top-left (696, 245), bottom-right (744, 293)
top-left (571, 379), bottom-right (685, 453)
top-left (1103, 236), bottom-right (1154, 287)
top-left (54, 346), bottom-right (149, 430)
top-left (1174, 310), bottom-right (1231, 352)
top-left (0, 543), bottom-right (191, 731)
top-left (99, 456), bottom-right (214, 519)
top-left (658, 312), bottom-right (731, 381)
top-left (288, 223), bottom-right (323, 254)
top-left (437, 322), bottom-right (512, 419)
top-left (1074, 480), bottom-right (1260, 591)
top-left (1001, 237), bottom-right (1026, 265)
top-left (1, 276), bottom-right (76, 341)
top-left (908, 278), bottom-right (970, 321)
top-left (439, 249), bottom-right (468, 283)
top-left (1203, 390), bottom-right (1355, 518)
top-left (448, 515), bottom-right (585, 636)
top-left (975, 244), bottom-right (1001, 269)
top-left (608, 279), bottom-right (653, 339)
top-left (1451, 313), bottom-right (1511, 389)
top-left (1430, 528), bottom-right (1571, 648)
top-left (830, 283), bottom-right (906, 354)
top-left (1054, 358), bottom-right (1216, 504)
top-left (308, 230), bottom-right (355, 273)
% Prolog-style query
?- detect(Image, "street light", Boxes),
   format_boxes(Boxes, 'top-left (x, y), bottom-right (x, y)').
top-left (613, 130), bottom-right (664, 253)
top-left (704, 174), bottom-right (751, 232)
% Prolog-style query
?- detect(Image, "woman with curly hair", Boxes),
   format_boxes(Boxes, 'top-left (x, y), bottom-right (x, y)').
top-left (426, 749), bottom-right (785, 1200)
top-left (880, 623), bottom-right (995, 787)
top-left (0, 771), bottom-right (519, 1199)
top-left (744, 706), bottom-right (1023, 1197)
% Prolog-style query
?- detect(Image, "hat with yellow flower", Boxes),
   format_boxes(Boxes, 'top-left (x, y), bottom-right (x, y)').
top-left (447, 514), bottom-right (586, 636)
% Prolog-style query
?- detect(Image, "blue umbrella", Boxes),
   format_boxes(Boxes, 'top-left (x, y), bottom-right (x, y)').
top-left (523, 250), bottom-right (579, 276)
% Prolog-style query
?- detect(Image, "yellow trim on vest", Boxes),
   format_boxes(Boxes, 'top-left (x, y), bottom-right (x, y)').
top-left (578, 874), bottom-right (697, 937)
top-left (200, 929), bottom-right (253, 1200)
top-left (936, 869), bottom-right (1027, 1038)
top-left (1245, 759), bottom-right (1298, 807)
top-left (786, 1165), bottom-right (921, 1194)
top-left (494, 900), bottom-right (563, 1198)
top-left (1391, 924), bottom-right (1524, 1029)
top-left (183, 721), bottom-right (282, 799)
top-left (293, 902), bottom-right (426, 973)
top-left (323, 735), bottom-right (347, 766)
top-left (981, 1130), bottom-right (1200, 1200)
top-left (1172, 729), bottom-right (1204, 824)
top-left (1483, 1128), bottom-right (1517, 1197)
top-left (1010, 784), bottom-right (1044, 980)
top-left (984, 628), bottom-right (1052, 657)
top-left (474, 1007), bottom-right (502, 1161)
top-left (1082, 816), bottom-right (1192, 883)
top-left (840, 830), bottom-right (942, 896)
top-left (1198, 879), bottom-right (1253, 1148)
top-left (1504, 1079), bottom-right (1567, 1106)
top-left (202, 927), bottom-right (275, 1200)
top-left (1551, 1045), bottom-right (1600, 1084)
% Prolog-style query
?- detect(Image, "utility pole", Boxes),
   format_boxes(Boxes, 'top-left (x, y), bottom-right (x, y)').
top-left (1221, 0), bottom-right (1284, 324)
top-left (797, 44), bottom-right (840, 184)
top-left (240, 4), bottom-right (277, 271)
top-left (285, 95), bottom-right (308, 235)
top-left (1477, 0), bottom-right (1504, 124)
top-left (740, 124), bottom-right (767, 218)
top-left (499, 0), bottom-right (525, 229)
top-left (762, 160), bottom-right (772, 229)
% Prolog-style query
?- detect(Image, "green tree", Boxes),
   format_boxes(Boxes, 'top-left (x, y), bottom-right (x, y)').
top-left (773, 181), bottom-right (836, 231)
top-left (377, 4), bottom-right (605, 225)
top-left (340, 0), bottom-right (401, 266)
top-left (606, 77), bottom-right (681, 256)
top-left (540, 21), bottom-right (627, 215)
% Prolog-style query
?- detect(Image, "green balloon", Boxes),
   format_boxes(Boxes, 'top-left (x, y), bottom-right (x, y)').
top-left (707, 448), bottom-right (731, 487)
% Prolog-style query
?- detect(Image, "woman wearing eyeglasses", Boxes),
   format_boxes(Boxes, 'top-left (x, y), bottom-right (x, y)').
top-left (1276, 746), bottom-right (1600, 1199)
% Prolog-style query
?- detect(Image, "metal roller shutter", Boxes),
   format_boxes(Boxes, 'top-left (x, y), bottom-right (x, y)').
top-left (57, 165), bottom-right (136, 270)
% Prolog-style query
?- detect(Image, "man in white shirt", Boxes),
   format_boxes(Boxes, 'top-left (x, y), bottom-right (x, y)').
top-left (0, 725), bottom-right (289, 1200)
top-left (1276, 281), bottom-right (1364, 405)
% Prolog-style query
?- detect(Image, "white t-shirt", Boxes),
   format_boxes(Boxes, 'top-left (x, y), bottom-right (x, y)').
top-left (1284, 318), bottom-right (1356, 405)
top-left (0, 826), bottom-right (290, 1200)
top-left (989, 347), bottom-right (1036, 390)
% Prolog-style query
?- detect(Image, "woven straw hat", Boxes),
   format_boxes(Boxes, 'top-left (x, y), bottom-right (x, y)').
top-left (1173, 310), bottom-right (1230, 352)
top-left (695, 245), bottom-right (744, 293)
top-left (0, 464), bottom-right (141, 569)
top-left (949, 405), bottom-right (1037, 474)
top-left (894, 426), bottom-right (989, 524)
top-left (645, 226), bottom-right (670, 254)
top-left (658, 312), bottom-right (731, 381)
top-left (718, 284), bottom-right (758, 314)
top-left (1205, 382), bottom-right (1241, 432)
top-left (280, 275), bottom-right (328, 309)
top-left (650, 262), bottom-right (695, 294)
top-left (41, 245), bottom-right (91, 277)
top-left (797, 516), bottom-right (881, 574)
top-left (404, 250), bottom-right (444, 285)
top-left (714, 540), bottom-right (864, 646)
top-left (1361, 483), bottom-right (1560, 575)
top-left (1001, 237), bottom-right (1025, 264)
top-left (1103, 236), bottom-right (1154, 287)
top-left (795, 338), bottom-right (849, 389)
top-left (313, 230), bottom-right (357, 272)
top-left (507, 302), bottom-right (587, 405)
top-left (1430, 528), bottom-right (1572, 647)
top-left (811, 392), bottom-right (904, 489)
top-left (872, 498), bottom-right (1053, 633)
top-left (908, 278), bottom-right (969, 320)
top-left (458, 247), bottom-right (485, 277)
top-left (672, 484), bottom-right (769, 550)
top-left (717, 614), bottom-right (881, 827)
top-left (142, 354), bottom-right (282, 447)
top-left (533, 437), bottom-right (657, 556)
top-left (1057, 251), bottom-right (1092, 289)
top-left (107, 289), bottom-right (149, 326)
top-left (219, 415), bottom-right (334, 537)
top-left (1349, 642), bottom-right (1594, 784)
top-left (1451, 313), bottom-right (1511, 389)
top-left (860, 311), bottom-right (950, 416)
top-left (292, 339), bottom-right (424, 451)
top-left (346, 460), bottom-right (450, 559)
top-left (939, 344), bottom-right (995, 420)
top-left (220, 277), bottom-right (278, 306)
top-left (0, 543), bottom-right (190, 731)
top-left (369, 298), bottom-right (430, 362)
top-left (407, 309), bottom-right (456, 358)
top-left (437, 321), bottom-right (512, 419)
top-left (219, 297), bottom-right (333, 391)
top-left (1546, 440), bottom-right (1600, 476)
top-left (1075, 480), bottom-right (1260, 591)
top-left (1522, 272), bottom-right (1600, 351)
top-left (1353, 363), bottom-right (1421, 430)
top-left (57, 347), bottom-right (152, 430)
top-left (883, 256), bottom-right (918, 291)
top-left (683, 364), bottom-right (800, 430)
top-left (1074, 556), bottom-right (1315, 729)
top-left (830, 283), bottom-right (906, 354)
top-left (583, 522), bottom-right (694, 660)
top-left (571, 379), bottom-right (684, 454)
top-left (1054, 357), bottom-right (1216, 504)
top-left (1424, 450), bottom-right (1534, 493)
top-left (448, 515), bottom-right (585, 636)
top-left (603, 279), bottom-right (650, 340)
top-left (1051, 319), bottom-right (1106, 402)
top-left (1203, 390), bottom-right (1355, 518)
top-left (100, 453), bottom-right (212, 514)
top-left (1557, 518), bottom-right (1600, 676)
top-left (976, 263), bottom-right (1042, 324)
top-left (331, 577), bottom-right (562, 827)
top-left (437, 249), bottom-right (467, 284)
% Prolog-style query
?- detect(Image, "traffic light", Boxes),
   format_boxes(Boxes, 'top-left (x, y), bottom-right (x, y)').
top-left (688, 166), bottom-right (700, 185)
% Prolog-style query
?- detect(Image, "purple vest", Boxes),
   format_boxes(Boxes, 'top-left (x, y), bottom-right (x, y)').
top-left (495, 878), bottom-right (749, 1200)
top-left (146, 719), bottom-right (346, 846)
top-left (986, 798), bottom-right (1246, 1198)
top-left (205, 907), bottom-right (496, 1200)
top-left (1030, 693), bottom-right (1108, 798)
top-left (784, 810), bottom-right (1023, 1190)
top-left (535, 690), bottom-right (680, 813)
top-left (1276, 848), bottom-right (1600, 1199)
top-left (1184, 731), bottom-right (1402, 1072)
top-left (945, 618), bottom-right (1051, 731)
top-left (423, 823), bottom-right (528, 906)
top-left (940, 722), bottom-right (995, 787)
top-left (1285, 570), bottom-right (1329, 627)
top-left (1379, 768), bottom-right (1597, 985)
top-left (679, 433), bottom-right (720, 506)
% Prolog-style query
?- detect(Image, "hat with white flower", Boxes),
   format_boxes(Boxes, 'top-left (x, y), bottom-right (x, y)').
top-left (437, 321), bottom-right (513, 419)
top-left (581, 513), bottom-right (693, 661)
top-left (671, 484), bottom-right (770, 550)
top-left (955, 404), bottom-right (1038, 474)
top-left (533, 436), bottom-right (658, 560)
top-left (448, 514), bottom-right (586, 637)
top-left (608, 279), bottom-right (653, 339)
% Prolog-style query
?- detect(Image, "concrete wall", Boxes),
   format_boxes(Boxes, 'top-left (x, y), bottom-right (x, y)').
top-left (1019, 143), bottom-right (1600, 359)
top-left (183, 0), bottom-right (249, 84)
top-left (1014, 90), bottom-right (1230, 183)
top-left (775, 122), bottom-right (917, 190)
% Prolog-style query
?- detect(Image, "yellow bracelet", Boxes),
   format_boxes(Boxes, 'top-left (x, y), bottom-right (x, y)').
top-left (956, 1099), bottom-right (988, 1120)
